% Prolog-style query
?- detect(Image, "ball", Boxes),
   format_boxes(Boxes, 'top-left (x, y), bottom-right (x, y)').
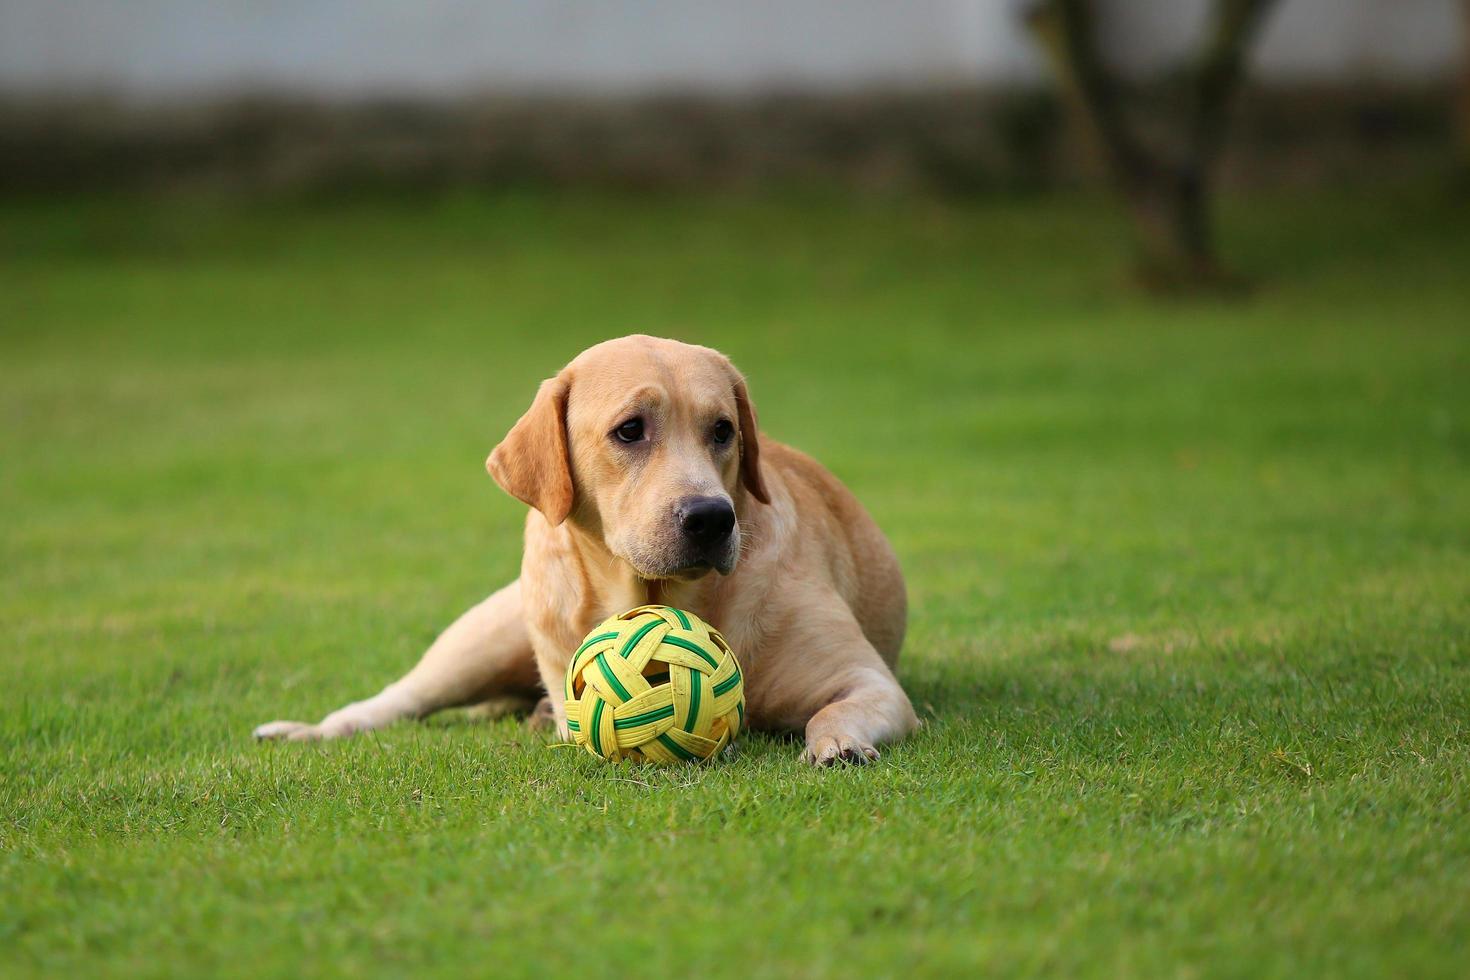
top-left (564, 604), bottom-right (745, 763)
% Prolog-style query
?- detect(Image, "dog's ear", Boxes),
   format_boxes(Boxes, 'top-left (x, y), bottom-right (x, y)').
top-left (487, 375), bottom-right (574, 525)
top-left (733, 375), bottom-right (771, 505)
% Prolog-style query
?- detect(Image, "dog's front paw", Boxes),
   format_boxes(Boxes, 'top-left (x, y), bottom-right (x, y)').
top-left (253, 715), bottom-right (370, 741)
top-left (252, 691), bottom-right (416, 742)
top-left (252, 720), bottom-right (322, 741)
top-left (802, 734), bottom-right (880, 767)
top-left (253, 710), bottom-right (372, 740)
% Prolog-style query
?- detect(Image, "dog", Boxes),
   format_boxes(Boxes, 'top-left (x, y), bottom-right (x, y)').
top-left (255, 335), bottom-right (917, 765)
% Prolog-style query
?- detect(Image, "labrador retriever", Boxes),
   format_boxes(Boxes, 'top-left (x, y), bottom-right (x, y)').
top-left (255, 335), bottom-right (917, 765)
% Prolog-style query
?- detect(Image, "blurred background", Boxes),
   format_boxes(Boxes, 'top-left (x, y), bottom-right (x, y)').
top-left (3, 1), bottom-right (1465, 199)
top-left (3, 1), bottom-right (1467, 287)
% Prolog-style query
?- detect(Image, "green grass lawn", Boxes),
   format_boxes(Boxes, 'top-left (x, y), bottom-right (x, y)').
top-left (2, 185), bottom-right (1468, 978)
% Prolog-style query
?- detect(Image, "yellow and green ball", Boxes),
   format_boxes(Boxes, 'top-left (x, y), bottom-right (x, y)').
top-left (565, 605), bottom-right (745, 763)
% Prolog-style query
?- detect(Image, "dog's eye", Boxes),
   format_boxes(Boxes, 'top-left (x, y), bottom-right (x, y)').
top-left (614, 418), bottom-right (645, 443)
top-left (712, 419), bottom-right (734, 445)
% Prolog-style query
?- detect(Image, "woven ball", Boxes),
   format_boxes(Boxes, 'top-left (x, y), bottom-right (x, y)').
top-left (565, 605), bottom-right (745, 763)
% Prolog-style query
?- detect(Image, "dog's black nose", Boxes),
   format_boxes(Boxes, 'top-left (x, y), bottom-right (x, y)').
top-left (677, 496), bottom-right (736, 548)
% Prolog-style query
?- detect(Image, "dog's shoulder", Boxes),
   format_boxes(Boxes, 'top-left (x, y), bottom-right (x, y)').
top-left (760, 440), bottom-right (862, 512)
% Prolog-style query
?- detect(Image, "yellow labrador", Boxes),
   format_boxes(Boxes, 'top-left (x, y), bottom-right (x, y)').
top-left (255, 336), bottom-right (916, 765)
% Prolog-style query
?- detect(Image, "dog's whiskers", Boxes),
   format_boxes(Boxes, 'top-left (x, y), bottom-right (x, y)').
top-left (735, 520), bottom-right (762, 559)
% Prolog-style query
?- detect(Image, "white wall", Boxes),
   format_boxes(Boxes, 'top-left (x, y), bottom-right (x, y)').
top-left (0, 0), bottom-right (1460, 101)
top-left (1099, 0), bottom-right (1462, 82)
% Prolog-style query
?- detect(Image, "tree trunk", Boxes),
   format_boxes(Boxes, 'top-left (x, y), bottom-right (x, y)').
top-left (1121, 166), bottom-right (1223, 290)
top-left (1458, 0), bottom-right (1470, 178)
top-left (1025, 0), bottom-right (1275, 292)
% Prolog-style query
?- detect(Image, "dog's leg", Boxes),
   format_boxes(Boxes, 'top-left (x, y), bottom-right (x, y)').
top-left (798, 663), bottom-right (917, 766)
top-left (253, 579), bottom-right (539, 741)
top-left (755, 595), bottom-right (918, 766)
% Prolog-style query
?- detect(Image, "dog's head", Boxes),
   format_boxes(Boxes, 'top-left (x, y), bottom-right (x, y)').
top-left (487, 335), bottom-right (770, 580)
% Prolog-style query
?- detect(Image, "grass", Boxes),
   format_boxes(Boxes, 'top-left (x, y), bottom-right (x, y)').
top-left (1, 183), bottom-right (1468, 978)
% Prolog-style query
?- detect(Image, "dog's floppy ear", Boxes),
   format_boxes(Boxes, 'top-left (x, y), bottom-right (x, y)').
top-left (487, 375), bottom-right (574, 525)
top-left (733, 375), bottom-right (771, 505)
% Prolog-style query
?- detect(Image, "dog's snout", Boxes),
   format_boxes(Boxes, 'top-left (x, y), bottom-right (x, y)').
top-left (677, 496), bottom-right (736, 548)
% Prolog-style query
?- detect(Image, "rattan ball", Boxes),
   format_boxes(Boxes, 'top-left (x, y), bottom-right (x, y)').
top-left (565, 605), bottom-right (744, 763)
